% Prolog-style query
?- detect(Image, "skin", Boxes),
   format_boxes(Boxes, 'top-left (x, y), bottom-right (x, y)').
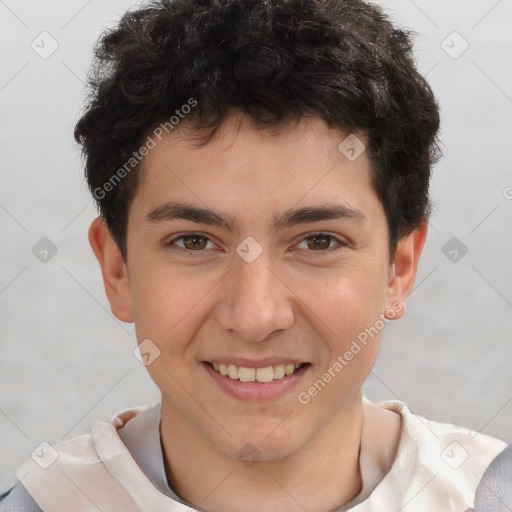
top-left (89, 110), bottom-right (427, 512)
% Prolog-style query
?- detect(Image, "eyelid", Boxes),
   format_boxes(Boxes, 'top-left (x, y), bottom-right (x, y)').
top-left (293, 231), bottom-right (348, 253)
top-left (166, 231), bottom-right (347, 255)
top-left (165, 232), bottom-right (221, 254)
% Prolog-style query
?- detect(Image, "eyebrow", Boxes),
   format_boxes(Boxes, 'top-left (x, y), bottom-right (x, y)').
top-left (146, 200), bottom-right (366, 233)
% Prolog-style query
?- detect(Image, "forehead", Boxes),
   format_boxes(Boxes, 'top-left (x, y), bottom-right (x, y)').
top-left (130, 113), bottom-right (380, 226)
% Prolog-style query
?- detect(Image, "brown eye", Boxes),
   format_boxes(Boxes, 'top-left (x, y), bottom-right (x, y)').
top-left (295, 232), bottom-right (347, 256)
top-left (306, 234), bottom-right (332, 251)
top-left (166, 233), bottom-right (217, 254)
top-left (181, 234), bottom-right (208, 250)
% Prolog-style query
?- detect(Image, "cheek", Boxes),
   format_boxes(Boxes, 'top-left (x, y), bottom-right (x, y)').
top-left (129, 268), bottom-right (208, 396)
top-left (293, 262), bottom-right (389, 403)
top-left (295, 270), bottom-right (386, 412)
top-left (294, 260), bottom-right (388, 335)
top-left (131, 263), bottom-right (218, 337)
top-left (130, 267), bottom-right (224, 394)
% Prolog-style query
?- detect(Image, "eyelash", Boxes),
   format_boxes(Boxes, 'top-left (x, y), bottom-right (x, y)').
top-left (165, 231), bottom-right (347, 257)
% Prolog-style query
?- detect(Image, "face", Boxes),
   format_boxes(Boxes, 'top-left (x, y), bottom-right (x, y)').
top-left (92, 111), bottom-right (424, 461)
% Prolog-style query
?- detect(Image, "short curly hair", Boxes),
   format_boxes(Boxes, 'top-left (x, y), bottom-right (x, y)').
top-left (74, 0), bottom-right (441, 262)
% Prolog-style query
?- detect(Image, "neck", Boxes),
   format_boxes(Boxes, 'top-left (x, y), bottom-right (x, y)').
top-left (159, 392), bottom-right (365, 512)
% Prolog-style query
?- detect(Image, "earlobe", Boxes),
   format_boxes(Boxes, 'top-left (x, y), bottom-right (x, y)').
top-left (386, 222), bottom-right (428, 320)
top-left (88, 216), bottom-right (134, 323)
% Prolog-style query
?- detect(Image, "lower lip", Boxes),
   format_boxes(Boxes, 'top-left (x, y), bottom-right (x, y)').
top-left (202, 362), bottom-right (310, 402)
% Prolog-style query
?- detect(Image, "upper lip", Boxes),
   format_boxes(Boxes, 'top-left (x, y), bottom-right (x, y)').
top-left (204, 358), bottom-right (309, 368)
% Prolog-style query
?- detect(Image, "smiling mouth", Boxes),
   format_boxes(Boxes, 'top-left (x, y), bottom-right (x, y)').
top-left (205, 362), bottom-right (309, 383)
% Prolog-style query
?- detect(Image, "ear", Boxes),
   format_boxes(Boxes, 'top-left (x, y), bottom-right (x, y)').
top-left (88, 216), bottom-right (134, 323)
top-left (385, 221), bottom-right (428, 320)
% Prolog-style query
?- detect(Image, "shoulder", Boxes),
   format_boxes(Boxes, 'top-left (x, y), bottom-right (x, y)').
top-left (8, 405), bottom-right (158, 512)
top-left (0, 483), bottom-right (42, 511)
top-left (371, 399), bottom-right (510, 510)
top-left (381, 399), bottom-right (508, 461)
top-left (472, 444), bottom-right (512, 512)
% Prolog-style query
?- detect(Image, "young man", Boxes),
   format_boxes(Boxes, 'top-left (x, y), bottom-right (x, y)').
top-left (1, 0), bottom-right (510, 510)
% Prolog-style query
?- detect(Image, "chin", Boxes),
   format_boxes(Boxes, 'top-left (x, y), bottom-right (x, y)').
top-left (217, 427), bottom-right (305, 463)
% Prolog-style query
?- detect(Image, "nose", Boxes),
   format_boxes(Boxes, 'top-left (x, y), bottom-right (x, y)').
top-left (215, 249), bottom-right (295, 343)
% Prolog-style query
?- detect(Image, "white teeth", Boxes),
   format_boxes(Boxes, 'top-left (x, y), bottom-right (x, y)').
top-left (228, 364), bottom-right (238, 379)
top-left (255, 367), bottom-right (273, 383)
top-left (272, 364), bottom-right (285, 379)
top-left (285, 363), bottom-right (295, 376)
top-left (238, 367), bottom-right (256, 382)
top-left (210, 362), bottom-right (304, 382)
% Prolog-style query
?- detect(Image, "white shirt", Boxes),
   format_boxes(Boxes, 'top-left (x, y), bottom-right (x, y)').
top-left (116, 399), bottom-right (388, 508)
top-left (11, 398), bottom-right (509, 511)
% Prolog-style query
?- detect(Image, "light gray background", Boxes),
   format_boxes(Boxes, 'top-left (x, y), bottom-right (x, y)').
top-left (0, 0), bottom-right (511, 494)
